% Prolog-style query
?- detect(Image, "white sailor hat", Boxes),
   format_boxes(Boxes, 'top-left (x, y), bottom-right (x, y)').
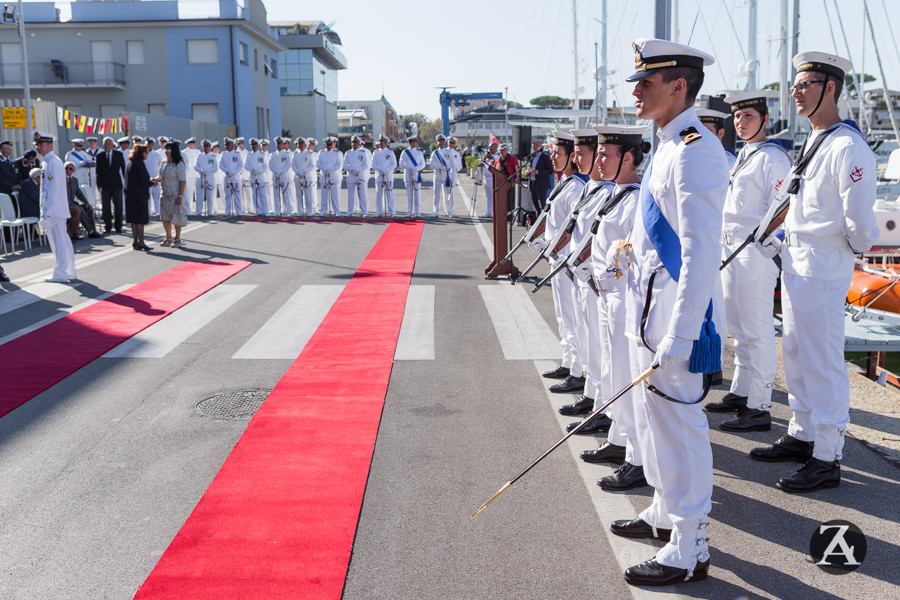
top-left (448, 136), bottom-right (457, 143)
top-left (406, 135), bottom-right (418, 142)
top-left (570, 128), bottom-right (599, 145)
top-left (102, 136), bottom-right (115, 144)
top-left (724, 90), bottom-right (777, 113)
top-left (307, 138), bottom-right (317, 145)
top-left (435, 133), bottom-right (447, 141)
top-left (201, 138), bottom-right (211, 146)
top-left (249, 137), bottom-right (259, 144)
top-left (33, 130), bottom-right (55, 143)
top-left (294, 137), bottom-right (305, 145)
top-left (85, 136), bottom-right (98, 142)
top-left (171, 138), bottom-right (182, 145)
top-left (627, 38), bottom-right (715, 82)
top-left (211, 141), bottom-right (219, 148)
top-left (145, 136), bottom-right (156, 144)
top-left (185, 137), bottom-right (197, 144)
top-left (132, 136), bottom-right (143, 143)
top-left (325, 136), bottom-right (337, 143)
top-left (351, 135), bottom-right (364, 144)
top-left (235, 136), bottom-right (245, 143)
top-left (260, 139), bottom-right (269, 145)
top-left (592, 125), bottom-right (648, 146)
top-left (378, 134), bottom-right (390, 142)
top-left (793, 51), bottom-right (852, 80)
top-left (552, 132), bottom-right (576, 150)
top-left (224, 136), bottom-right (234, 144)
top-left (71, 138), bottom-right (84, 145)
top-left (157, 135), bottom-right (168, 143)
top-left (117, 136), bottom-right (130, 144)
top-left (695, 108), bottom-right (731, 126)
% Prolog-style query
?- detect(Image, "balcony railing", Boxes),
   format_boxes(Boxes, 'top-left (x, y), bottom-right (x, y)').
top-left (0, 61), bottom-right (126, 88)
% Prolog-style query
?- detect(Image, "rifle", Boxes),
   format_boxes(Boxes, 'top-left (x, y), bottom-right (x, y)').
top-left (515, 213), bottom-right (575, 283)
top-left (719, 195), bottom-right (789, 270)
top-left (500, 208), bottom-right (549, 266)
top-left (528, 219), bottom-right (577, 290)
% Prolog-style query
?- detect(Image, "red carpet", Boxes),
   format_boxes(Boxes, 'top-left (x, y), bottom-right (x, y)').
top-left (242, 216), bottom-right (424, 223)
top-left (0, 260), bottom-right (251, 417)
top-left (133, 221), bottom-right (425, 600)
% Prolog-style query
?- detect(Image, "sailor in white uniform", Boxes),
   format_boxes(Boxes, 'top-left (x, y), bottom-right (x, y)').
top-left (372, 134), bottom-right (397, 217)
top-left (270, 137), bottom-right (293, 216)
top-left (291, 137), bottom-right (310, 216)
top-left (35, 130), bottom-right (76, 282)
top-left (304, 138), bottom-right (319, 212)
top-left (481, 142), bottom-right (499, 218)
top-left (696, 108), bottom-right (736, 167)
top-left (144, 138), bottom-right (161, 216)
top-left (317, 136), bottom-right (343, 217)
top-left (245, 138), bottom-right (269, 216)
top-left (84, 136), bottom-right (101, 210)
top-left (399, 136), bottom-right (425, 217)
top-left (429, 134), bottom-right (456, 217)
top-left (219, 137), bottom-right (243, 217)
top-left (211, 141), bottom-right (225, 213)
top-left (343, 135), bottom-right (370, 217)
top-left (182, 137), bottom-right (200, 214)
top-left (193, 139), bottom-right (218, 216)
top-left (612, 38), bottom-right (728, 586)
top-left (750, 52), bottom-right (879, 492)
top-left (65, 139), bottom-right (97, 210)
top-left (235, 137), bottom-right (252, 214)
top-left (705, 90), bottom-right (792, 431)
top-left (576, 126), bottom-right (646, 492)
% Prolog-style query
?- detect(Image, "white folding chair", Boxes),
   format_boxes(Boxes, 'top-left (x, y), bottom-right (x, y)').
top-left (0, 193), bottom-right (29, 253)
top-left (10, 191), bottom-right (44, 247)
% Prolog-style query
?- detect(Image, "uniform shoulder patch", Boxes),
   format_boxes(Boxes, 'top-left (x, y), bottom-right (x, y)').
top-left (680, 126), bottom-right (702, 145)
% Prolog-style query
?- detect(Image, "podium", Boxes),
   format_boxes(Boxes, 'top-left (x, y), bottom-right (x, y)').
top-left (484, 164), bottom-right (520, 278)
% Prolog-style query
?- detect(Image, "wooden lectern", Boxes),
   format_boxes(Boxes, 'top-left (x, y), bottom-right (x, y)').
top-left (484, 164), bottom-right (520, 278)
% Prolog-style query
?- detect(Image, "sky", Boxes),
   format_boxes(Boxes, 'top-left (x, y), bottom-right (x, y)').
top-left (38, 0), bottom-right (900, 121)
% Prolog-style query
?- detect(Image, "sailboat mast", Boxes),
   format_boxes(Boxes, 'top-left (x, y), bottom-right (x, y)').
top-left (747, 0), bottom-right (758, 90)
top-left (864, 0), bottom-right (900, 141)
top-left (573, 0), bottom-right (579, 129)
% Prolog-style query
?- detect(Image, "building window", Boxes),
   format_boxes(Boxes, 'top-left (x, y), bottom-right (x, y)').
top-left (126, 40), bottom-right (144, 65)
top-left (270, 58), bottom-right (277, 79)
top-left (148, 104), bottom-right (166, 115)
top-left (186, 39), bottom-right (218, 65)
top-left (254, 48), bottom-right (258, 71)
top-left (192, 103), bottom-right (219, 123)
top-left (239, 42), bottom-right (248, 66)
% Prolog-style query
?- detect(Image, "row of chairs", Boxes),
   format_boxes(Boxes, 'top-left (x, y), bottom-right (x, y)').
top-left (0, 192), bottom-right (45, 254)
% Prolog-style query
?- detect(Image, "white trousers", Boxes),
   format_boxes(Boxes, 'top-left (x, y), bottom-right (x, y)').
top-left (213, 182), bottom-right (225, 214)
top-left (195, 175), bottom-right (215, 216)
top-left (433, 172), bottom-right (455, 216)
top-left (43, 217), bottom-right (76, 280)
top-left (405, 171), bottom-right (420, 217)
top-left (722, 248), bottom-right (779, 409)
top-left (251, 174), bottom-right (268, 215)
top-left (551, 268), bottom-right (582, 377)
top-left (346, 172), bottom-right (368, 215)
top-left (264, 178), bottom-right (273, 213)
top-left (241, 175), bottom-right (253, 213)
top-left (149, 185), bottom-right (160, 215)
top-left (224, 175), bottom-right (242, 216)
top-left (295, 172), bottom-right (316, 216)
top-left (375, 170), bottom-right (394, 216)
top-left (272, 175), bottom-right (291, 215)
top-left (782, 271), bottom-right (852, 461)
top-left (482, 174), bottom-right (494, 217)
top-left (573, 275), bottom-right (600, 400)
top-left (598, 287), bottom-right (642, 466)
top-left (320, 171), bottom-right (340, 216)
top-left (631, 341), bottom-right (712, 571)
top-left (185, 174), bottom-right (198, 213)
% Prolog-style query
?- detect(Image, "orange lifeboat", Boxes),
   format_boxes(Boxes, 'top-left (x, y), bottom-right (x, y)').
top-left (847, 266), bottom-right (900, 313)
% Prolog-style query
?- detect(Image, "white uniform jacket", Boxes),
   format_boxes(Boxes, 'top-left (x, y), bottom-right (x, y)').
top-left (545, 174), bottom-right (588, 240)
top-left (39, 151), bottom-right (69, 220)
top-left (372, 147), bottom-right (397, 175)
top-left (317, 149), bottom-right (342, 174)
top-left (723, 141), bottom-right (791, 249)
top-left (343, 148), bottom-right (370, 176)
top-left (194, 152), bottom-right (219, 179)
top-left (592, 182), bottom-right (640, 291)
top-left (429, 148), bottom-right (458, 182)
top-left (398, 148), bottom-right (425, 174)
top-left (292, 150), bottom-right (313, 177)
top-left (219, 150), bottom-right (243, 176)
top-left (245, 151), bottom-right (268, 178)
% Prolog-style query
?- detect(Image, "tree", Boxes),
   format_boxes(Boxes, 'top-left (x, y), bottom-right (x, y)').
top-left (530, 95), bottom-right (571, 108)
top-left (400, 113), bottom-right (441, 149)
top-left (507, 100), bottom-right (524, 109)
top-left (845, 73), bottom-right (876, 92)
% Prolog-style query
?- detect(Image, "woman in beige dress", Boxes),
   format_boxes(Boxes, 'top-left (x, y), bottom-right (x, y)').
top-left (153, 141), bottom-right (188, 247)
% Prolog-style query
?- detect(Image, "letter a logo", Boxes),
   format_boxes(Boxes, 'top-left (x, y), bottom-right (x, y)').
top-left (810, 520), bottom-right (867, 575)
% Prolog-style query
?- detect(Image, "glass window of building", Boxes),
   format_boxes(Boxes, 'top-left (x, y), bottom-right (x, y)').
top-left (192, 103), bottom-right (219, 123)
top-left (187, 39), bottom-right (218, 64)
top-left (126, 41), bottom-right (144, 65)
top-left (239, 42), bottom-right (248, 66)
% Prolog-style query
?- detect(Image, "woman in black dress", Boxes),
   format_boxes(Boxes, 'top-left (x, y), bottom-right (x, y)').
top-left (125, 144), bottom-right (152, 250)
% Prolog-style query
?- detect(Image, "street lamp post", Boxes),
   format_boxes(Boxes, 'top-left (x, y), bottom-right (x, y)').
top-left (3, 0), bottom-right (33, 146)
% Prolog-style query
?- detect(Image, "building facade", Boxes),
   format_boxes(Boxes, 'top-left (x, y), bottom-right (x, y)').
top-left (338, 96), bottom-right (405, 143)
top-left (0, 0), bottom-right (284, 141)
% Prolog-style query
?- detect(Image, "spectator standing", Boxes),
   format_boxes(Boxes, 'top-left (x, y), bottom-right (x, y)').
top-left (154, 142), bottom-right (188, 248)
top-left (125, 144), bottom-right (152, 251)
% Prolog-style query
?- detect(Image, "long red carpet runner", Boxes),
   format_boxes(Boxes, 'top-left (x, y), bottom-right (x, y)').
top-left (134, 221), bottom-right (425, 599)
top-left (0, 260), bottom-right (251, 417)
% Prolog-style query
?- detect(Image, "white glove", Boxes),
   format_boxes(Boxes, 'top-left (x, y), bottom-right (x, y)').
top-left (528, 238), bottom-right (548, 253)
top-left (550, 256), bottom-right (566, 271)
top-left (755, 234), bottom-right (782, 259)
top-left (574, 264), bottom-right (593, 283)
top-left (653, 334), bottom-right (693, 370)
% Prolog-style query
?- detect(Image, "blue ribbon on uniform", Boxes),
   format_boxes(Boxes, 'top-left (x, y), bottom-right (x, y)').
top-left (404, 149), bottom-right (422, 183)
top-left (640, 160), bottom-right (721, 374)
top-left (433, 148), bottom-right (451, 187)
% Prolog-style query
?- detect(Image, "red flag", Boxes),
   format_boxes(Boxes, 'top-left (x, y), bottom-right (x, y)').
top-left (489, 131), bottom-right (500, 147)
top-left (123, 116), bottom-right (128, 133)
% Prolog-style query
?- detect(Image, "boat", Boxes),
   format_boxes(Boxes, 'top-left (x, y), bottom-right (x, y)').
top-left (847, 253), bottom-right (900, 313)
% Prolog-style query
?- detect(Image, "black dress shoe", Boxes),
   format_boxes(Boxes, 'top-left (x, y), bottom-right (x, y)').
top-left (720, 407), bottom-right (772, 432)
top-left (558, 395), bottom-right (593, 416)
top-left (750, 435), bottom-right (814, 463)
top-left (709, 370), bottom-right (724, 386)
top-left (624, 558), bottom-right (709, 586)
top-left (0, 270), bottom-right (9, 282)
top-left (88, 231), bottom-right (102, 238)
top-left (599, 462), bottom-right (648, 491)
top-left (542, 365), bottom-right (570, 380)
top-left (777, 458), bottom-right (840, 493)
top-left (704, 392), bottom-right (747, 413)
top-left (549, 375), bottom-right (585, 394)
top-left (581, 442), bottom-right (626, 464)
top-left (610, 517), bottom-right (671, 542)
top-left (567, 413), bottom-right (611, 434)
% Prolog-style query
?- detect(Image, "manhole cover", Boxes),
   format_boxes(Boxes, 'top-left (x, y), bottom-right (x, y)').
top-left (195, 389), bottom-right (271, 420)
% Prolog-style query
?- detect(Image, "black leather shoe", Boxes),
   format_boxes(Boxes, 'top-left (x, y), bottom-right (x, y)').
top-left (704, 392), bottom-right (747, 413)
top-left (542, 365), bottom-right (570, 379)
top-left (558, 395), bottom-right (593, 416)
top-left (720, 407), bottom-right (772, 432)
top-left (0, 269), bottom-right (9, 282)
top-left (777, 458), bottom-right (840, 493)
top-left (709, 370), bottom-right (724, 386)
top-left (610, 517), bottom-right (671, 542)
top-left (750, 435), bottom-right (814, 463)
top-left (581, 442), bottom-right (626, 464)
top-left (599, 463), bottom-right (648, 491)
top-left (567, 413), bottom-right (611, 434)
top-left (88, 231), bottom-right (102, 238)
top-left (549, 375), bottom-right (585, 394)
top-left (625, 558), bottom-right (709, 586)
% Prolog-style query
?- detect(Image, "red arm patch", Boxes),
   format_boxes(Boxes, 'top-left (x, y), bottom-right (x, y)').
top-left (850, 166), bottom-right (863, 183)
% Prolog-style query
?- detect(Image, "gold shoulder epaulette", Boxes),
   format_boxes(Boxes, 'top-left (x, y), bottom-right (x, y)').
top-left (680, 126), bottom-right (702, 145)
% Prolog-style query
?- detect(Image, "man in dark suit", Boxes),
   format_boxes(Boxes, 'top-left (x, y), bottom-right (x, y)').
top-left (95, 136), bottom-right (125, 233)
top-left (17, 167), bottom-right (41, 218)
top-left (65, 161), bottom-right (101, 238)
top-left (527, 140), bottom-right (554, 213)
top-left (0, 140), bottom-right (20, 195)
top-left (14, 150), bottom-right (40, 182)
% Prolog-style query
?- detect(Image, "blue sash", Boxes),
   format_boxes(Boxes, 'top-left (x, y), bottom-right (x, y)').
top-left (404, 149), bottom-right (422, 183)
top-left (640, 160), bottom-right (720, 375)
top-left (433, 149), bottom-right (451, 187)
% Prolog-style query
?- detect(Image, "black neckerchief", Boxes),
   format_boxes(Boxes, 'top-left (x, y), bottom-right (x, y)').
top-left (590, 184), bottom-right (640, 234)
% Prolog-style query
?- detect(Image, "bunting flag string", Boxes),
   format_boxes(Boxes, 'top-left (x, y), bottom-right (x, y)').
top-left (56, 106), bottom-right (127, 136)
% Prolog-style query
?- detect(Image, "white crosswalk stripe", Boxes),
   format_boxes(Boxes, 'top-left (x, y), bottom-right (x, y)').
top-left (103, 284), bottom-right (257, 358)
top-left (232, 284), bottom-right (344, 359)
top-left (395, 285), bottom-right (435, 360)
top-left (0, 281), bottom-right (84, 317)
top-left (478, 284), bottom-right (561, 360)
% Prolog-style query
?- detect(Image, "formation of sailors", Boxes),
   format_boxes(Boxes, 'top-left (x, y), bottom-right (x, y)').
top-left (523, 38), bottom-right (878, 587)
top-left (60, 132), bottom-right (454, 221)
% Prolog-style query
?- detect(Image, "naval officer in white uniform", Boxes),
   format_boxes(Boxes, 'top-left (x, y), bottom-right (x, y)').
top-left (35, 130), bottom-right (77, 282)
top-left (317, 136), bottom-right (343, 217)
top-left (399, 136), bottom-right (424, 217)
top-left (750, 52), bottom-right (879, 492)
top-left (372, 134), bottom-right (397, 217)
